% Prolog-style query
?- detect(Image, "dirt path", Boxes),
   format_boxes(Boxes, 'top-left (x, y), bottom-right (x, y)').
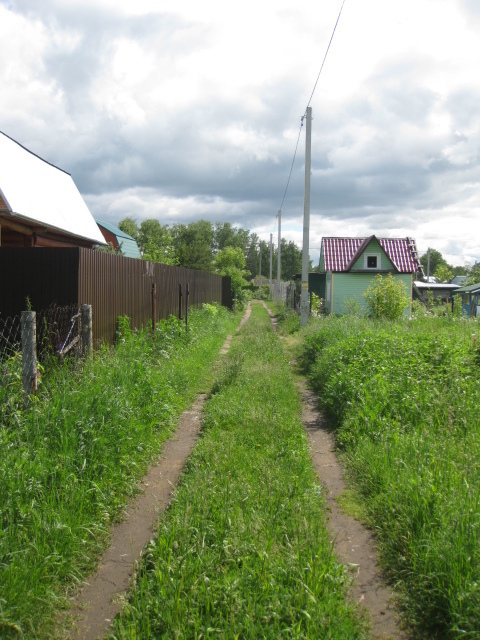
top-left (262, 302), bottom-right (406, 639)
top-left (300, 384), bottom-right (407, 640)
top-left (64, 305), bottom-right (251, 640)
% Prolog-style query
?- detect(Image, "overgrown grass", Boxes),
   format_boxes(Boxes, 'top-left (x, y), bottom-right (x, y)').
top-left (111, 302), bottom-right (367, 639)
top-left (299, 314), bottom-right (480, 639)
top-left (0, 305), bottom-right (238, 639)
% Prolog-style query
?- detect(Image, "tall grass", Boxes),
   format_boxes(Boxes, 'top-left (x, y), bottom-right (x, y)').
top-left (0, 305), bottom-right (238, 639)
top-left (299, 314), bottom-right (480, 638)
top-left (111, 302), bottom-right (367, 639)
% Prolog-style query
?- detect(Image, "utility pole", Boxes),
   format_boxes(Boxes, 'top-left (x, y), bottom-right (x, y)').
top-left (427, 248), bottom-right (430, 281)
top-left (269, 233), bottom-right (273, 298)
top-left (277, 209), bottom-right (281, 303)
top-left (300, 107), bottom-right (312, 326)
top-left (259, 242), bottom-right (262, 299)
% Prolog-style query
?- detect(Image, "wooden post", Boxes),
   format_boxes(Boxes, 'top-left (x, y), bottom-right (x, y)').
top-left (81, 304), bottom-right (92, 358)
top-left (178, 283), bottom-right (183, 320)
top-left (185, 283), bottom-right (189, 329)
top-left (21, 310), bottom-right (37, 405)
top-left (151, 283), bottom-right (157, 339)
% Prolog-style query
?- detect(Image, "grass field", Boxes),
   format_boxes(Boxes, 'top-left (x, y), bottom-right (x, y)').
top-left (0, 305), bottom-right (238, 639)
top-left (299, 313), bottom-right (480, 639)
top-left (111, 302), bottom-right (367, 639)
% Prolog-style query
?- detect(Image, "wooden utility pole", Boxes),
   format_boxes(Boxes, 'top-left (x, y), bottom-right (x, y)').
top-left (259, 243), bottom-right (262, 299)
top-left (269, 233), bottom-right (273, 298)
top-left (277, 210), bottom-right (281, 302)
top-left (300, 107), bottom-right (312, 326)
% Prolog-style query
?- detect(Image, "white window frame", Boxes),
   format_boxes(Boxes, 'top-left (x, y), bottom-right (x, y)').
top-left (364, 253), bottom-right (381, 270)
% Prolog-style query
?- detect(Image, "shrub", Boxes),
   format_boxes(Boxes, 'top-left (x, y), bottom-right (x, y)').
top-left (363, 274), bottom-right (410, 320)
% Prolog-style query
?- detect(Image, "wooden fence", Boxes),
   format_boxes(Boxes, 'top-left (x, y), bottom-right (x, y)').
top-left (0, 248), bottom-right (232, 346)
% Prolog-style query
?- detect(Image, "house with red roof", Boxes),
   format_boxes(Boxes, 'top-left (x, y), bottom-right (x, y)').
top-left (319, 235), bottom-right (423, 316)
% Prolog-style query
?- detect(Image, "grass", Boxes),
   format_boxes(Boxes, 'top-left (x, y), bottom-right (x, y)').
top-left (298, 313), bottom-right (480, 639)
top-left (0, 305), bottom-right (238, 639)
top-left (111, 301), bottom-right (367, 639)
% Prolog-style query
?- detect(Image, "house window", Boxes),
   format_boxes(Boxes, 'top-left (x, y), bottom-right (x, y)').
top-left (364, 254), bottom-right (380, 269)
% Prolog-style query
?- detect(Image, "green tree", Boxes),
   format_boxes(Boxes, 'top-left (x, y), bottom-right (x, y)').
top-left (363, 274), bottom-right (411, 320)
top-left (214, 246), bottom-right (250, 298)
top-left (172, 220), bottom-right (214, 271)
top-left (118, 217), bottom-right (139, 241)
top-left (420, 248), bottom-right (449, 279)
top-left (466, 262), bottom-right (480, 285)
top-left (214, 222), bottom-right (250, 253)
top-left (433, 264), bottom-right (453, 283)
top-left (138, 219), bottom-right (176, 265)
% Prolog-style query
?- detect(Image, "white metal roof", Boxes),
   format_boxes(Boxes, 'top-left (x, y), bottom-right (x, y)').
top-left (0, 131), bottom-right (105, 245)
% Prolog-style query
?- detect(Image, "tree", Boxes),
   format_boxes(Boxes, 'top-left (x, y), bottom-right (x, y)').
top-left (138, 219), bottom-right (176, 265)
top-left (214, 246), bottom-right (250, 298)
top-left (214, 222), bottom-right (250, 254)
top-left (172, 220), bottom-right (214, 271)
top-left (420, 248), bottom-right (449, 279)
top-left (466, 262), bottom-right (480, 285)
top-left (118, 217), bottom-right (139, 241)
top-left (363, 274), bottom-right (411, 320)
top-left (433, 264), bottom-right (453, 283)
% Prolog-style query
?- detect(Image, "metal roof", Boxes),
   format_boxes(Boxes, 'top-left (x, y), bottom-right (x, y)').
top-left (414, 281), bottom-right (459, 290)
top-left (96, 219), bottom-right (142, 259)
top-left (452, 281), bottom-right (480, 295)
top-left (0, 131), bottom-right (105, 245)
top-left (321, 236), bottom-right (421, 273)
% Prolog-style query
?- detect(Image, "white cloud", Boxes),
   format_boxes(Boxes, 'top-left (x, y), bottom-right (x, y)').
top-left (0, 0), bottom-right (479, 265)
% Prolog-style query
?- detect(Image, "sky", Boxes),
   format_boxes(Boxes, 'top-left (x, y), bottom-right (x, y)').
top-left (1, 0), bottom-right (479, 267)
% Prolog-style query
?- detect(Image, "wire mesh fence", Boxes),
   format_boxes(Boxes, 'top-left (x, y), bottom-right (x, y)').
top-left (0, 304), bottom-right (91, 408)
top-left (0, 313), bottom-right (22, 363)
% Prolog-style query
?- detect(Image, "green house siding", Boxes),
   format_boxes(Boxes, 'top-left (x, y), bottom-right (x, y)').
top-left (350, 238), bottom-right (394, 271)
top-left (331, 273), bottom-right (412, 316)
top-left (325, 271), bottom-right (333, 314)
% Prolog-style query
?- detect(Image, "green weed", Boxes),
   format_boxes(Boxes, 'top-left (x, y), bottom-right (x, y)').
top-left (299, 314), bottom-right (480, 638)
top-left (0, 305), bottom-right (238, 639)
top-left (112, 302), bottom-right (367, 639)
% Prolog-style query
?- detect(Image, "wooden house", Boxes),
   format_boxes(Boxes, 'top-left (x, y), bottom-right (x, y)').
top-left (452, 282), bottom-right (480, 317)
top-left (319, 236), bottom-right (423, 316)
top-left (96, 220), bottom-right (141, 258)
top-left (0, 131), bottom-right (105, 248)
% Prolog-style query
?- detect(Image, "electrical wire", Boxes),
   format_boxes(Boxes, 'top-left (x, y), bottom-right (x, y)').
top-left (276, 0), bottom-right (346, 221)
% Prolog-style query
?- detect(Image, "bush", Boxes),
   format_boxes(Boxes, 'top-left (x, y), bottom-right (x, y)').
top-left (363, 274), bottom-right (410, 320)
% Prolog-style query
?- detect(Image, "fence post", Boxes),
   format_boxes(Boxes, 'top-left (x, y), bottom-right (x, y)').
top-left (151, 283), bottom-right (157, 339)
top-left (185, 283), bottom-right (189, 330)
top-left (178, 283), bottom-right (183, 320)
top-left (21, 310), bottom-right (37, 405)
top-left (81, 304), bottom-right (92, 358)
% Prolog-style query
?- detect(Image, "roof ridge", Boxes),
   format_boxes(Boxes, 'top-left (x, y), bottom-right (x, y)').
top-left (0, 130), bottom-right (71, 176)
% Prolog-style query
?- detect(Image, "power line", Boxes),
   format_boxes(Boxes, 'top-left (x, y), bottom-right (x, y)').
top-left (277, 0), bottom-right (347, 217)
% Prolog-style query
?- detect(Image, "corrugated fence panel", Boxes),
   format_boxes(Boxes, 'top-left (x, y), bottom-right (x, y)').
top-left (0, 248), bottom-right (229, 346)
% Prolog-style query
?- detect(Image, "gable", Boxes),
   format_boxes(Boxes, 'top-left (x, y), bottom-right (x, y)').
top-left (349, 237), bottom-right (394, 271)
top-left (0, 131), bottom-right (105, 245)
top-left (321, 236), bottom-right (420, 274)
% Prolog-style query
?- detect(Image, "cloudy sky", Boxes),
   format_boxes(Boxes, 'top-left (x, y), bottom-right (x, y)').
top-left (1, 0), bottom-right (479, 266)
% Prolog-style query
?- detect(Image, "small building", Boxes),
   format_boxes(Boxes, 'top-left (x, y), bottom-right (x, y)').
top-left (452, 282), bottom-right (480, 317)
top-left (413, 281), bottom-right (459, 304)
top-left (0, 131), bottom-right (105, 248)
top-left (319, 235), bottom-right (422, 316)
top-left (96, 220), bottom-right (141, 259)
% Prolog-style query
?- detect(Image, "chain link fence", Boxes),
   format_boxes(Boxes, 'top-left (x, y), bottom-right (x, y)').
top-left (0, 304), bottom-right (92, 408)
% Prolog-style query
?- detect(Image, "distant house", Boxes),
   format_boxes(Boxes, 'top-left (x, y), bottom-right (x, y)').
top-left (452, 282), bottom-right (480, 317)
top-left (0, 131), bottom-right (105, 248)
top-left (96, 220), bottom-right (141, 259)
top-left (319, 235), bottom-right (422, 316)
